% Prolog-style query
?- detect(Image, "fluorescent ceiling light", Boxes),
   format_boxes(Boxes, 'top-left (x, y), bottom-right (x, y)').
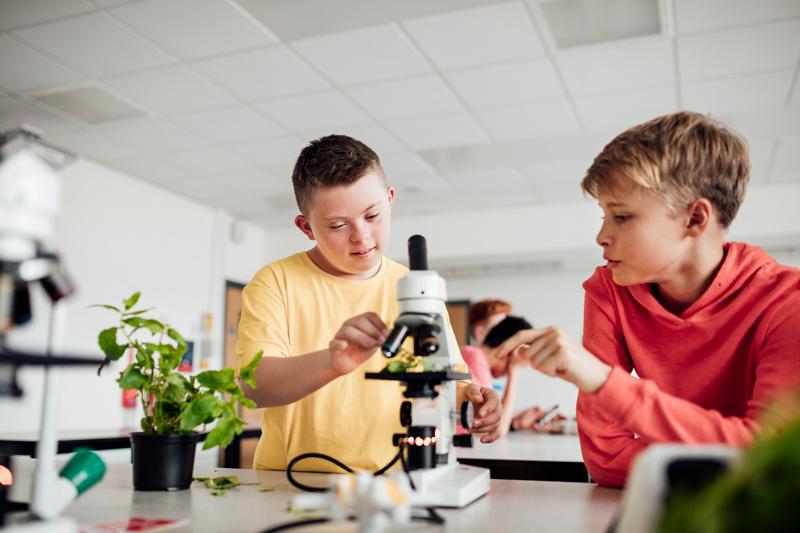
top-left (32, 85), bottom-right (147, 124)
top-left (541, 0), bottom-right (661, 48)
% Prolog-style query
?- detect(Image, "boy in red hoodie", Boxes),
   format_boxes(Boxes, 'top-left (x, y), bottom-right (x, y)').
top-left (496, 111), bottom-right (800, 487)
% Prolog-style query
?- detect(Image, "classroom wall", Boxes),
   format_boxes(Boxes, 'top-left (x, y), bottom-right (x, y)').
top-left (259, 182), bottom-right (800, 417)
top-left (0, 158), bottom-right (267, 433)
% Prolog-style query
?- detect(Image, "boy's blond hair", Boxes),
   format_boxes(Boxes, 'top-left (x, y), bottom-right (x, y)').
top-left (581, 111), bottom-right (750, 228)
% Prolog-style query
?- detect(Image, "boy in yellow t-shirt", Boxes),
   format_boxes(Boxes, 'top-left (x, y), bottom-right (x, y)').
top-left (236, 134), bottom-right (502, 472)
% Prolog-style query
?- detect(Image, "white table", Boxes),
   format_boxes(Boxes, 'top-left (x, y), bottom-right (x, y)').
top-left (456, 432), bottom-right (589, 482)
top-left (6, 459), bottom-right (620, 532)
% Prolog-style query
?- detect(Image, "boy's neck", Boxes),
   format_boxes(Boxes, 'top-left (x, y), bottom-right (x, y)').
top-left (306, 246), bottom-right (382, 280)
top-left (652, 242), bottom-right (726, 316)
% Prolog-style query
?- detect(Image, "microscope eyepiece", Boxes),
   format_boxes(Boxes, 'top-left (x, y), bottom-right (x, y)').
top-left (408, 235), bottom-right (428, 271)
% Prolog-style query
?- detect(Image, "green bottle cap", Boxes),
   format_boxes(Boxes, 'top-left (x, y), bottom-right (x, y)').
top-left (59, 448), bottom-right (106, 495)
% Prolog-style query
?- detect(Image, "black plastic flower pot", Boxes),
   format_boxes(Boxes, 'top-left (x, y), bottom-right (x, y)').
top-left (130, 432), bottom-right (201, 491)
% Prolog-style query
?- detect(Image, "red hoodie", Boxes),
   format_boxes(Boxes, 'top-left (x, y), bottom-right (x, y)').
top-left (577, 242), bottom-right (800, 487)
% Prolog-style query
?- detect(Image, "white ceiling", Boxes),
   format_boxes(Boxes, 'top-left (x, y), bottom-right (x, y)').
top-left (1, 0), bottom-right (799, 228)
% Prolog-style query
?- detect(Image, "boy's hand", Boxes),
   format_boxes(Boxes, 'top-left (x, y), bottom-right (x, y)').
top-left (496, 327), bottom-right (612, 393)
top-left (465, 384), bottom-right (502, 443)
top-left (328, 312), bottom-right (388, 376)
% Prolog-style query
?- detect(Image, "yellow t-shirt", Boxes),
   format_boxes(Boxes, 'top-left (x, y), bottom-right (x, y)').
top-left (236, 252), bottom-right (464, 472)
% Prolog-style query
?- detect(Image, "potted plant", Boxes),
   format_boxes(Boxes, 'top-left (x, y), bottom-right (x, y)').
top-left (94, 291), bottom-right (262, 491)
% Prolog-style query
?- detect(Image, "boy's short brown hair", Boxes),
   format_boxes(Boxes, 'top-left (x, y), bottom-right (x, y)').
top-left (468, 299), bottom-right (512, 328)
top-left (581, 111), bottom-right (750, 228)
top-left (292, 134), bottom-right (385, 214)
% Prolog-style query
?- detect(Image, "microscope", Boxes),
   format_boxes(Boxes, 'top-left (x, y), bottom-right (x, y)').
top-left (365, 235), bottom-right (490, 507)
top-left (1, 128), bottom-right (106, 532)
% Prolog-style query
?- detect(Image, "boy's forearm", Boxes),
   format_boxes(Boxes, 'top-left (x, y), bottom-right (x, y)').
top-left (243, 350), bottom-right (340, 407)
top-left (498, 368), bottom-right (519, 434)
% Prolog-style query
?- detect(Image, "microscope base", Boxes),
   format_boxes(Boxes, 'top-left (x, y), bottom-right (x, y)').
top-left (409, 462), bottom-right (490, 508)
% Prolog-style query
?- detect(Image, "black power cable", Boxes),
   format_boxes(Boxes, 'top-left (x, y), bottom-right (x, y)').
top-left (264, 444), bottom-right (446, 532)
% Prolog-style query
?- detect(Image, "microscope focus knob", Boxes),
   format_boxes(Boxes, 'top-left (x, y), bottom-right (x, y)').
top-left (400, 401), bottom-right (412, 427)
top-left (460, 400), bottom-right (474, 430)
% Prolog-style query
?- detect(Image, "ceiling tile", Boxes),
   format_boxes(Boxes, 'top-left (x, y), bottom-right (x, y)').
top-left (160, 176), bottom-right (237, 202)
top-left (445, 59), bottom-right (564, 109)
top-left (230, 135), bottom-right (305, 175)
top-left (171, 104), bottom-right (287, 144)
top-left (442, 167), bottom-right (532, 194)
top-left (104, 65), bottom-right (237, 115)
top-left (93, 118), bottom-right (212, 156)
top-left (392, 186), bottom-right (468, 215)
top-left (12, 12), bottom-right (173, 77)
top-left (674, 0), bottom-right (800, 34)
top-left (770, 136), bottom-right (800, 182)
top-left (380, 151), bottom-right (440, 190)
top-left (682, 70), bottom-right (794, 115)
top-left (679, 19), bottom-right (800, 82)
top-left (556, 37), bottom-right (674, 96)
top-left (47, 128), bottom-right (140, 160)
top-left (236, 0), bottom-right (504, 42)
top-left (0, 97), bottom-right (83, 134)
top-left (575, 85), bottom-right (678, 130)
top-left (345, 75), bottom-right (463, 121)
top-left (332, 124), bottom-right (407, 156)
top-left (159, 146), bottom-right (258, 175)
top-left (292, 24), bottom-right (431, 86)
top-left (105, 154), bottom-right (193, 183)
top-left (256, 90), bottom-right (372, 133)
top-left (0, 34), bottom-right (84, 92)
top-left (747, 139), bottom-right (776, 183)
top-left (522, 160), bottom-right (591, 203)
top-left (109, 0), bottom-right (275, 60)
top-left (475, 100), bottom-right (581, 141)
top-left (403, 2), bottom-right (543, 70)
top-left (385, 112), bottom-right (489, 151)
top-left (193, 46), bottom-right (328, 100)
top-left (0, 0), bottom-right (94, 31)
top-left (217, 170), bottom-right (292, 197)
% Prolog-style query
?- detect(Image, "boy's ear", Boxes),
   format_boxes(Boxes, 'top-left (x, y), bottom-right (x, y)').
top-left (387, 186), bottom-right (395, 207)
top-left (685, 198), bottom-right (713, 236)
top-left (294, 214), bottom-right (316, 241)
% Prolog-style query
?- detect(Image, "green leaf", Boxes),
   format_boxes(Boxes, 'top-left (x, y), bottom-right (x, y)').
top-left (140, 416), bottom-right (154, 433)
top-left (203, 415), bottom-right (242, 450)
top-left (123, 317), bottom-right (147, 328)
top-left (239, 351), bottom-right (263, 389)
top-left (124, 307), bottom-right (154, 316)
top-left (135, 347), bottom-right (153, 369)
top-left (196, 368), bottom-right (237, 393)
top-left (158, 344), bottom-right (181, 373)
top-left (144, 319), bottom-right (164, 335)
top-left (89, 303), bottom-right (122, 313)
top-left (118, 366), bottom-right (148, 390)
top-left (163, 373), bottom-right (189, 403)
top-left (167, 328), bottom-right (187, 356)
top-left (126, 318), bottom-right (164, 335)
top-left (123, 292), bottom-right (141, 310)
top-left (98, 327), bottom-right (126, 361)
top-left (240, 397), bottom-right (257, 410)
top-left (180, 394), bottom-right (222, 432)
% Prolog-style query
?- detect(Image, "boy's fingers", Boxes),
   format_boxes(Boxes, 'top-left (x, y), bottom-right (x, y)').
top-left (467, 385), bottom-right (483, 403)
top-left (361, 312), bottom-right (389, 336)
top-left (523, 329), bottom-right (559, 362)
top-left (329, 338), bottom-right (348, 353)
top-left (337, 325), bottom-right (379, 351)
top-left (349, 317), bottom-right (386, 341)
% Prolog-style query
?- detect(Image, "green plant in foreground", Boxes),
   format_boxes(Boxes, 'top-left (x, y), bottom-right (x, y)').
top-left (94, 291), bottom-right (263, 449)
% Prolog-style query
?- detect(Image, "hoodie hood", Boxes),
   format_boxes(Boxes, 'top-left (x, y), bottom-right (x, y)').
top-left (586, 242), bottom-right (782, 324)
